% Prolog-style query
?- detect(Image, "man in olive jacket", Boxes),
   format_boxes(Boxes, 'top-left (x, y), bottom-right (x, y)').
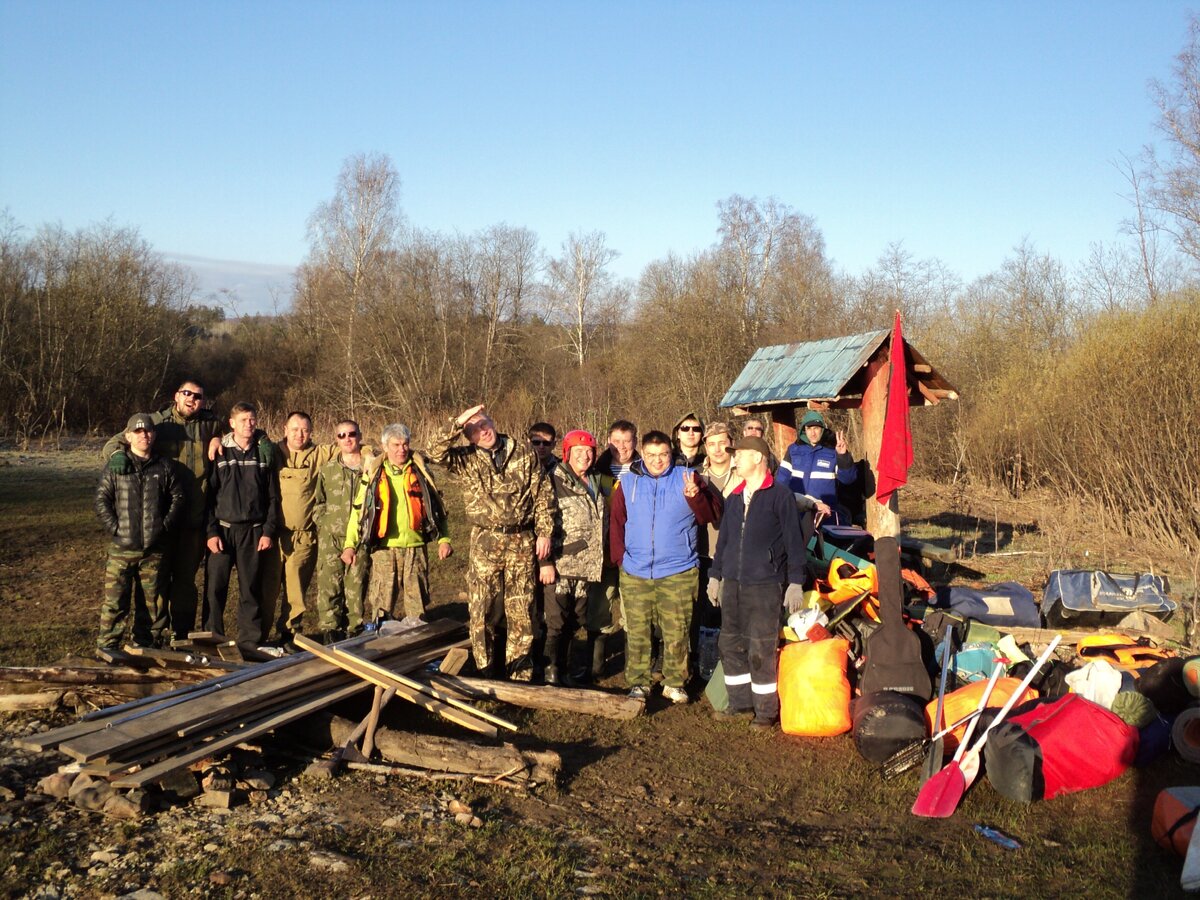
top-left (95, 413), bottom-right (185, 651)
top-left (102, 379), bottom-right (221, 641)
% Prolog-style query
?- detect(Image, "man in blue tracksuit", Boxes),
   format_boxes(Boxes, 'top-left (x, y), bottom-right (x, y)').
top-left (780, 410), bottom-right (857, 525)
top-left (708, 435), bottom-right (810, 730)
top-left (609, 430), bottom-right (721, 704)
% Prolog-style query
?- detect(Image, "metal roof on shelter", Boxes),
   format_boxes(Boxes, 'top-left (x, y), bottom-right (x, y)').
top-left (719, 329), bottom-right (957, 410)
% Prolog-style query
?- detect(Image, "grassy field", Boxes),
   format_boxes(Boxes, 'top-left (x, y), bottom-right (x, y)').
top-left (0, 447), bottom-right (1195, 898)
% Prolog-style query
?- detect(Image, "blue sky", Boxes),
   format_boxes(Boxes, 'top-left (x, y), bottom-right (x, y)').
top-left (0, 1), bottom-right (1193, 313)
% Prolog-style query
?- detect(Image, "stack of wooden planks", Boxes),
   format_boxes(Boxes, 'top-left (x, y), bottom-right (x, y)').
top-left (16, 619), bottom-right (481, 790)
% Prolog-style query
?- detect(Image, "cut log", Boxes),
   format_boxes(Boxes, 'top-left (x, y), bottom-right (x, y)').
top-left (0, 666), bottom-right (166, 686)
top-left (899, 536), bottom-right (956, 565)
top-left (420, 674), bottom-right (645, 721)
top-left (324, 715), bottom-right (560, 784)
top-left (0, 691), bottom-right (65, 711)
top-left (438, 647), bottom-right (470, 676)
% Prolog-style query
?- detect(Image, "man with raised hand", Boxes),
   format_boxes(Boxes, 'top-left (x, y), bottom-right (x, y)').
top-left (609, 430), bottom-right (721, 704)
top-left (102, 379), bottom-right (221, 642)
top-left (429, 404), bottom-right (555, 680)
top-left (342, 423), bottom-right (451, 627)
top-left (204, 402), bottom-right (281, 661)
top-left (780, 410), bottom-right (856, 524)
top-left (95, 413), bottom-right (185, 653)
top-left (709, 435), bottom-right (810, 731)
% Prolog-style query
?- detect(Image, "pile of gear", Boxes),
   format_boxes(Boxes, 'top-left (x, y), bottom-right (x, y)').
top-left (707, 522), bottom-right (1200, 886)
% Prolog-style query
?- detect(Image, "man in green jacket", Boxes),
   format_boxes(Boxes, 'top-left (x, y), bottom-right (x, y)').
top-left (102, 379), bottom-right (221, 642)
top-left (342, 423), bottom-right (451, 623)
top-left (312, 420), bottom-right (372, 641)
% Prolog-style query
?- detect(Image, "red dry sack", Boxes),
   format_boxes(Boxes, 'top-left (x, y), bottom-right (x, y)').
top-left (984, 693), bottom-right (1139, 802)
top-left (778, 637), bottom-right (851, 737)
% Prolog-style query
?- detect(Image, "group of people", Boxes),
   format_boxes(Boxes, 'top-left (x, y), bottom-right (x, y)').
top-left (94, 381), bottom-right (858, 727)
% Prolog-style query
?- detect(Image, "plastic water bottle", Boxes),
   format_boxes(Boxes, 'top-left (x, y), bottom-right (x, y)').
top-left (698, 627), bottom-right (720, 680)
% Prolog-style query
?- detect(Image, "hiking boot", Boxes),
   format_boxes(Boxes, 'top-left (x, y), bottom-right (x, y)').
top-left (711, 707), bottom-right (755, 722)
top-left (628, 685), bottom-right (649, 701)
top-left (749, 717), bottom-right (779, 733)
top-left (662, 685), bottom-right (689, 705)
top-left (321, 629), bottom-right (346, 645)
top-left (589, 633), bottom-right (606, 680)
top-left (544, 664), bottom-right (560, 686)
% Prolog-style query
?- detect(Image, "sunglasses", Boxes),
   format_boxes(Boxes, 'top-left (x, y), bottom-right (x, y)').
top-left (530, 439), bottom-right (553, 447)
top-left (745, 425), bottom-right (764, 433)
top-left (178, 389), bottom-right (204, 400)
top-left (337, 431), bottom-right (359, 439)
top-left (678, 425), bottom-right (702, 433)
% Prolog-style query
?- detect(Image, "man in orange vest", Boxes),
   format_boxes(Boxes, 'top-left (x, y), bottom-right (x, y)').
top-left (342, 423), bottom-right (451, 622)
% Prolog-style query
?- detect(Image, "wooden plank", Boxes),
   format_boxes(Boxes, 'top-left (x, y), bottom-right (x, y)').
top-left (60, 620), bottom-right (466, 762)
top-left (122, 645), bottom-right (244, 672)
top-left (293, 635), bottom-right (500, 737)
top-left (111, 679), bottom-right (372, 789)
top-left (438, 647), bottom-right (470, 676)
top-left (0, 666), bottom-right (165, 686)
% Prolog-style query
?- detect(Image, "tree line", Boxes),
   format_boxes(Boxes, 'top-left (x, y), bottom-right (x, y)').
top-left (7, 21), bottom-right (1200, 557)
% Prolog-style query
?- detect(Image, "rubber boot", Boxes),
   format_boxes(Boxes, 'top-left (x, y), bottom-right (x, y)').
top-left (589, 632), bottom-right (606, 681)
top-left (544, 663), bottom-right (559, 686)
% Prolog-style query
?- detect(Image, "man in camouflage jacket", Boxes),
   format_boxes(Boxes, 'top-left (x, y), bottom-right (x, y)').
top-left (541, 429), bottom-right (610, 685)
top-left (312, 419), bottom-right (372, 640)
top-left (429, 404), bottom-right (556, 680)
top-left (102, 379), bottom-right (221, 641)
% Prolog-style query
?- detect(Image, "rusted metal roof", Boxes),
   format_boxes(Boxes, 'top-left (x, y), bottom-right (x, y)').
top-left (719, 329), bottom-right (958, 410)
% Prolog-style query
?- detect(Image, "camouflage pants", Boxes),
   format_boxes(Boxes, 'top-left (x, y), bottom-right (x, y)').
top-left (589, 565), bottom-right (624, 634)
top-left (366, 545), bottom-right (429, 623)
top-left (468, 528), bottom-right (535, 679)
top-left (262, 527), bottom-right (317, 638)
top-left (314, 531), bottom-right (368, 633)
top-left (620, 567), bottom-right (697, 690)
top-left (98, 545), bottom-right (165, 650)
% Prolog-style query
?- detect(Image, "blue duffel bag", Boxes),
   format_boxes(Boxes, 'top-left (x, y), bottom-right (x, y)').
top-left (935, 582), bottom-right (1042, 628)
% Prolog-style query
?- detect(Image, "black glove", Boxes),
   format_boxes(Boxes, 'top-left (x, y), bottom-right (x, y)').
top-left (707, 577), bottom-right (722, 607)
top-left (107, 449), bottom-right (130, 474)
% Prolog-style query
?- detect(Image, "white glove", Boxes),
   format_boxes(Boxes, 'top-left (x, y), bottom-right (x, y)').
top-left (707, 578), bottom-right (722, 607)
top-left (784, 583), bottom-right (806, 615)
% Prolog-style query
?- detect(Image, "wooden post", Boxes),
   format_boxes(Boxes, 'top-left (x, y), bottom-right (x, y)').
top-left (861, 349), bottom-right (901, 539)
top-left (771, 406), bottom-right (796, 460)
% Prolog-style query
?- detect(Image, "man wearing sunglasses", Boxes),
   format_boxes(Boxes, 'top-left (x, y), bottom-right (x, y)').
top-left (102, 380), bottom-right (222, 642)
top-left (312, 420), bottom-right (373, 642)
top-left (527, 423), bottom-right (560, 474)
top-left (671, 413), bottom-right (707, 470)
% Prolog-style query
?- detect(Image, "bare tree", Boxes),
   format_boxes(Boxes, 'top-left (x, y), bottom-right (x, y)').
top-left (303, 153), bottom-right (403, 414)
top-left (546, 230), bottom-right (618, 366)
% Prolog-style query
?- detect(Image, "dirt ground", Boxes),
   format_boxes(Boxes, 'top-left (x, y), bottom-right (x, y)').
top-left (0, 447), bottom-right (1195, 898)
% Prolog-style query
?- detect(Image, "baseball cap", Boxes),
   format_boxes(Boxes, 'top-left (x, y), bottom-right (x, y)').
top-left (125, 413), bottom-right (155, 433)
top-left (734, 435), bottom-right (771, 457)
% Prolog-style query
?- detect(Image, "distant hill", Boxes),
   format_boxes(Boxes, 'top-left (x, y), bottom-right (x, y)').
top-left (164, 253), bottom-right (295, 317)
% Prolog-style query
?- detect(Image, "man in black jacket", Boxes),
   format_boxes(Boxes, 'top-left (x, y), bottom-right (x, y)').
top-left (204, 402), bottom-right (281, 660)
top-left (708, 435), bottom-right (810, 730)
top-left (94, 413), bottom-right (185, 652)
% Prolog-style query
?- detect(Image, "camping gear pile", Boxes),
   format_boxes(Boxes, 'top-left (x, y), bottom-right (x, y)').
top-left (743, 522), bottom-right (1200, 884)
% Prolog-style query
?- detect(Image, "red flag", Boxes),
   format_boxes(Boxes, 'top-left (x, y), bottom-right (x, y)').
top-left (876, 311), bottom-right (912, 506)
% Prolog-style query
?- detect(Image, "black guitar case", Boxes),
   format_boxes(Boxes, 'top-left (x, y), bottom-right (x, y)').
top-left (859, 536), bottom-right (932, 700)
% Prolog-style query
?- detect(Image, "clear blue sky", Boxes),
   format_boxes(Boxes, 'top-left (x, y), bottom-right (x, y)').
top-left (0, 1), bottom-right (1193, 313)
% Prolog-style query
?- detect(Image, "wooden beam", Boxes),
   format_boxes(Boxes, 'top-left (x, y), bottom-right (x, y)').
top-left (912, 363), bottom-right (932, 373)
top-left (420, 674), bottom-right (646, 721)
top-left (916, 379), bottom-right (941, 407)
top-left (293, 635), bottom-right (504, 736)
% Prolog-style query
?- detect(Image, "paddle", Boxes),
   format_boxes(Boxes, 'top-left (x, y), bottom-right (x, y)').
top-left (956, 634), bottom-right (1062, 793)
top-left (921, 627), bottom-right (955, 784)
top-left (911, 662), bottom-right (1003, 818)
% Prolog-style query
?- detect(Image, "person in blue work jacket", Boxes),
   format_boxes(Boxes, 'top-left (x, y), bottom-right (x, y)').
top-left (779, 410), bottom-right (857, 525)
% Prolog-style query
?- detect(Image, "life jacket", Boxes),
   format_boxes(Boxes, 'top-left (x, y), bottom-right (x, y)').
top-left (826, 559), bottom-right (879, 621)
top-left (1076, 633), bottom-right (1175, 671)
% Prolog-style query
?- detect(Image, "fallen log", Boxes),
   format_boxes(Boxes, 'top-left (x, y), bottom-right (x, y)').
top-left (0, 666), bottom-right (167, 686)
top-left (419, 674), bottom-right (645, 721)
top-left (325, 715), bottom-right (560, 784)
top-left (900, 536), bottom-right (956, 565)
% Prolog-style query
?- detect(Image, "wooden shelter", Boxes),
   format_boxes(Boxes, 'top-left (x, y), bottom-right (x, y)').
top-left (719, 328), bottom-right (958, 535)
